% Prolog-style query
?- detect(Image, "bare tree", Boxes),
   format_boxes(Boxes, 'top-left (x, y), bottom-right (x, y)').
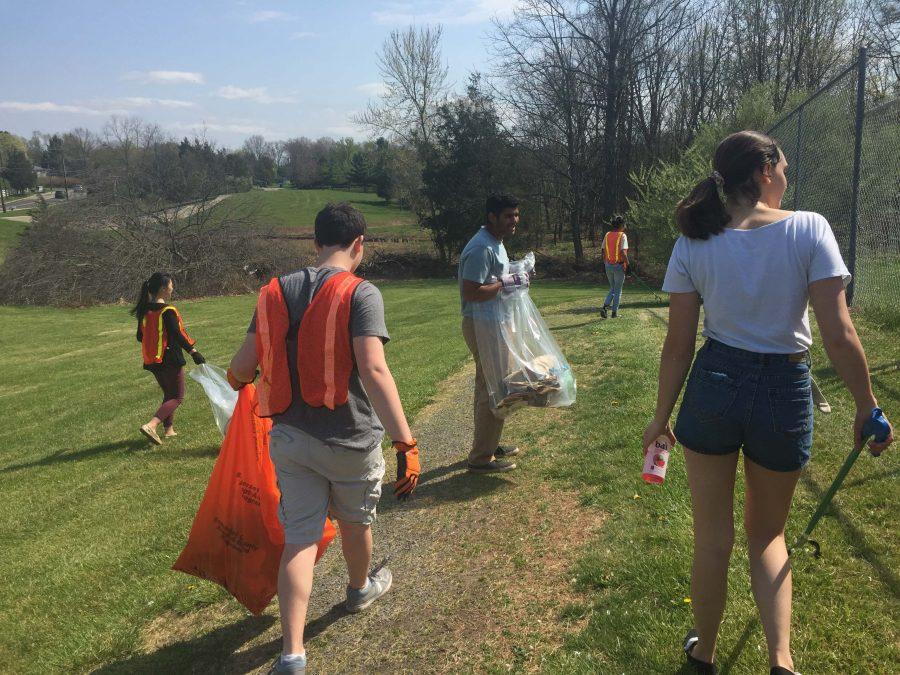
top-left (356, 25), bottom-right (450, 145)
top-left (492, 0), bottom-right (600, 262)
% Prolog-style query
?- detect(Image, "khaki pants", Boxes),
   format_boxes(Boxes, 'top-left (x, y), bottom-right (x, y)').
top-left (462, 317), bottom-right (505, 465)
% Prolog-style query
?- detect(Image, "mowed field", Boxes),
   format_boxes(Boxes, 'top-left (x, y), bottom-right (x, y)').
top-left (0, 215), bottom-right (28, 261)
top-left (222, 188), bottom-right (423, 239)
top-left (1, 277), bottom-right (898, 673)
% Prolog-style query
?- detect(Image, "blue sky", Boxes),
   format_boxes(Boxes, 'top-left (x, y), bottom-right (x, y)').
top-left (0, 0), bottom-right (516, 147)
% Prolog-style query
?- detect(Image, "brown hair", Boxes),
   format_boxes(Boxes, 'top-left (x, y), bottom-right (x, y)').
top-left (315, 202), bottom-right (367, 247)
top-left (675, 130), bottom-right (781, 240)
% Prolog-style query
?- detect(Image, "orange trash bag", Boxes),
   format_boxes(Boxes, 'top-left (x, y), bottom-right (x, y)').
top-left (173, 384), bottom-right (337, 614)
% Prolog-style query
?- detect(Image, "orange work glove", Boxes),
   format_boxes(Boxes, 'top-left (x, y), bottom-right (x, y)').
top-left (226, 367), bottom-right (253, 391)
top-left (393, 439), bottom-right (421, 501)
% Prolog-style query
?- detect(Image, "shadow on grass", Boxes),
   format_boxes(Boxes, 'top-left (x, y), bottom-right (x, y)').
top-left (95, 614), bottom-right (277, 674)
top-left (842, 465), bottom-right (900, 490)
top-left (379, 463), bottom-right (512, 515)
top-left (813, 359), bottom-right (898, 385)
top-left (561, 301), bottom-right (667, 316)
top-left (799, 473), bottom-right (900, 600)
top-left (719, 618), bottom-right (760, 674)
top-left (227, 602), bottom-right (352, 672)
top-left (0, 438), bottom-right (148, 474)
top-left (347, 198), bottom-right (397, 208)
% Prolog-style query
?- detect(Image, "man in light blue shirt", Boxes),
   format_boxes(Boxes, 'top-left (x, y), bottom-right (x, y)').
top-left (458, 193), bottom-right (530, 473)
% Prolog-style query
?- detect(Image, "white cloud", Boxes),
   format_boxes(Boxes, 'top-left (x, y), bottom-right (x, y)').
top-left (116, 97), bottom-right (196, 109)
top-left (249, 9), bottom-right (293, 23)
top-left (122, 70), bottom-right (205, 85)
top-left (216, 85), bottom-right (296, 104)
top-left (356, 82), bottom-right (389, 97)
top-left (291, 31), bottom-right (317, 39)
top-left (0, 101), bottom-right (119, 116)
top-left (325, 125), bottom-right (364, 138)
top-left (372, 0), bottom-right (518, 26)
top-left (170, 120), bottom-right (272, 135)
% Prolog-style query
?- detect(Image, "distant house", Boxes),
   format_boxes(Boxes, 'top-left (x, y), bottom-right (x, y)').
top-left (33, 165), bottom-right (48, 177)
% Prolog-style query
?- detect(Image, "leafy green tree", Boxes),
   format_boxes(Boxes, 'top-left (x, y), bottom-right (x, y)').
top-left (421, 76), bottom-right (517, 262)
top-left (0, 131), bottom-right (28, 160)
top-left (2, 150), bottom-right (37, 191)
top-left (348, 152), bottom-right (372, 190)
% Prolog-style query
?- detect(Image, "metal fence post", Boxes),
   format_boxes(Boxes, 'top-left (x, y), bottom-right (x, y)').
top-left (847, 46), bottom-right (867, 306)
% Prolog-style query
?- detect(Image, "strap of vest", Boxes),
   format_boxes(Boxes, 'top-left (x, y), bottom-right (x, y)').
top-left (322, 273), bottom-right (362, 409)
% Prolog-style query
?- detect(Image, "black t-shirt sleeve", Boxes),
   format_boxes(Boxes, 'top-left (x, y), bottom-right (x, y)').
top-left (163, 309), bottom-right (196, 350)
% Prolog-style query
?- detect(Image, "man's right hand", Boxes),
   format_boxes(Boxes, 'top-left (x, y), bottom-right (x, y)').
top-left (393, 439), bottom-right (421, 500)
top-left (500, 272), bottom-right (530, 292)
top-left (227, 367), bottom-right (249, 391)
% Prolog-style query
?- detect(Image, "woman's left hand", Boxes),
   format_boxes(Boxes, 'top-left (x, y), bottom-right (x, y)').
top-left (642, 419), bottom-right (676, 454)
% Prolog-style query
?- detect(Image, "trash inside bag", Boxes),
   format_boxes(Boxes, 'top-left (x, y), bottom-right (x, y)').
top-left (189, 363), bottom-right (239, 436)
top-left (472, 252), bottom-right (576, 418)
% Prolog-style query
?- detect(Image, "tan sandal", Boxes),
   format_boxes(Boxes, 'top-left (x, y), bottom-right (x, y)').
top-left (140, 424), bottom-right (163, 445)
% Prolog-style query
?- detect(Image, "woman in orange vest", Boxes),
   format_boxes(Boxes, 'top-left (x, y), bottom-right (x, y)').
top-left (131, 272), bottom-right (205, 445)
top-left (601, 215), bottom-right (629, 318)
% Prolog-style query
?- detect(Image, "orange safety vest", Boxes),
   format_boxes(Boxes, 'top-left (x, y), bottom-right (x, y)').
top-left (603, 231), bottom-right (626, 265)
top-left (255, 272), bottom-right (364, 417)
top-left (141, 306), bottom-right (195, 365)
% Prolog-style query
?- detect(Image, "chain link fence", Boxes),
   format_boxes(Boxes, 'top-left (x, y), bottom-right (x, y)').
top-left (768, 48), bottom-right (900, 325)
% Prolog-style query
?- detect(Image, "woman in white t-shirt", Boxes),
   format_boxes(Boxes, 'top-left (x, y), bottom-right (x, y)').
top-left (642, 130), bottom-right (893, 675)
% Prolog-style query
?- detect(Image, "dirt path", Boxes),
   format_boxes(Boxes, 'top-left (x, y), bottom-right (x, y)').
top-left (98, 303), bottom-right (605, 674)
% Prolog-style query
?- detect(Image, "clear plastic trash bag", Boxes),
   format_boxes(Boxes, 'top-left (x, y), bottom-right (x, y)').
top-left (472, 252), bottom-right (577, 418)
top-left (189, 363), bottom-right (239, 436)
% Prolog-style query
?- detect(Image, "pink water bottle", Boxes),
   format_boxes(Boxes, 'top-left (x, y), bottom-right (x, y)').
top-left (642, 436), bottom-right (673, 484)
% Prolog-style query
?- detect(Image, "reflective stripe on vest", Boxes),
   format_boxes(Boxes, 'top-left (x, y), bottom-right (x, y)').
top-left (604, 231), bottom-right (625, 264)
top-left (141, 306), bottom-right (184, 365)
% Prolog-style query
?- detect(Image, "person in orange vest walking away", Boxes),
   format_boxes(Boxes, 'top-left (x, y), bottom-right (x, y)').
top-left (132, 272), bottom-right (205, 445)
top-left (228, 203), bottom-right (421, 674)
top-left (601, 215), bottom-right (629, 318)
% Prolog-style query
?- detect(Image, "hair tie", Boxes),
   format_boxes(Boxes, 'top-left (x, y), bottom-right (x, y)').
top-left (710, 171), bottom-right (724, 188)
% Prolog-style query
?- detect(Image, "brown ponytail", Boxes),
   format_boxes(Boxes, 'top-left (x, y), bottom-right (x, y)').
top-left (676, 130), bottom-right (781, 240)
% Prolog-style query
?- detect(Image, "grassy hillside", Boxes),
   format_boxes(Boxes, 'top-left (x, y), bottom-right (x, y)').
top-left (0, 280), bottom-right (598, 672)
top-left (1, 276), bottom-right (896, 673)
top-left (224, 188), bottom-right (422, 239)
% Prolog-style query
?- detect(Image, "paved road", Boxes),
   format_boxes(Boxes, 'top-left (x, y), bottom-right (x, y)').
top-left (1, 190), bottom-right (85, 212)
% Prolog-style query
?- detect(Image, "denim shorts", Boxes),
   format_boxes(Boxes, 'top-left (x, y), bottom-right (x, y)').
top-left (674, 340), bottom-right (814, 472)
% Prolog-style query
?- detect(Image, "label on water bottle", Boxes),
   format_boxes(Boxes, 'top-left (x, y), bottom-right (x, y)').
top-left (642, 436), bottom-right (672, 484)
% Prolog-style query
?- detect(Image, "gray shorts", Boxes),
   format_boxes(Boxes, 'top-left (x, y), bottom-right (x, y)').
top-left (269, 423), bottom-right (386, 546)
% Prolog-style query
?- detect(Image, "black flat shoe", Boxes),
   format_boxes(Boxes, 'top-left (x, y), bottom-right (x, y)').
top-left (770, 668), bottom-right (796, 675)
top-left (683, 629), bottom-right (718, 674)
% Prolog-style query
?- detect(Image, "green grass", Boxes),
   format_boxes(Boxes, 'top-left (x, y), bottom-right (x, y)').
top-left (853, 254), bottom-right (900, 327)
top-left (501, 293), bottom-right (899, 673)
top-left (2, 280), bottom-right (896, 673)
top-left (0, 279), bottom-right (597, 673)
top-left (223, 188), bottom-right (422, 239)
top-left (0, 216), bottom-right (26, 261)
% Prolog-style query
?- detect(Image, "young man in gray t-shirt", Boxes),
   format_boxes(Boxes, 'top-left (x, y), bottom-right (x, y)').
top-left (457, 193), bottom-right (530, 473)
top-left (229, 203), bottom-right (421, 674)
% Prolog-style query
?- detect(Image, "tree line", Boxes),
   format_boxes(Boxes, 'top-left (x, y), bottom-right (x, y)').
top-left (357, 0), bottom-right (899, 264)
